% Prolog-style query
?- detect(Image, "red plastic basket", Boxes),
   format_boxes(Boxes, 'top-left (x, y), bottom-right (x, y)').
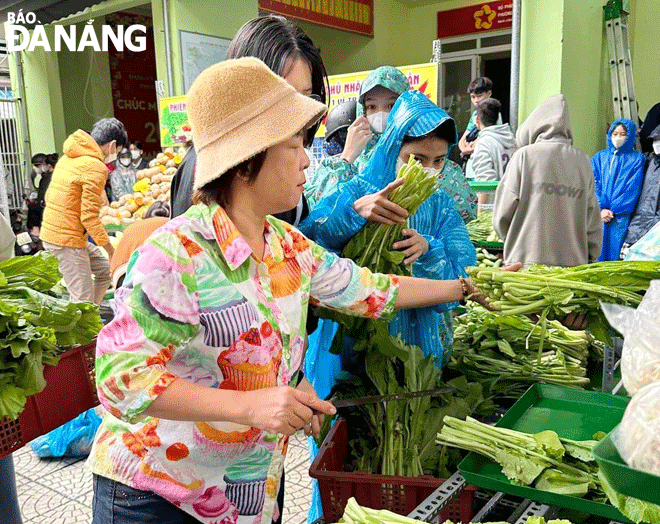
top-left (309, 418), bottom-right (476, 523)
top-left (0, 340), bottom-right (99, 459)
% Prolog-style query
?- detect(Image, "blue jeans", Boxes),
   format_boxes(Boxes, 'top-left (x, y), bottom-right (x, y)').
top-left (92, 475), bottom-right (199, 524)
top-left (0, 454), bottom-right (22, 524)
top-left (92, 474), bottom-right (285, 524)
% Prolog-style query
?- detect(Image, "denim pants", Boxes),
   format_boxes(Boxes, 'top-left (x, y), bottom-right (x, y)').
top-left (92, 474), bottom-right (285, 524)
top-left (0, 454), bottom-right (22, 524)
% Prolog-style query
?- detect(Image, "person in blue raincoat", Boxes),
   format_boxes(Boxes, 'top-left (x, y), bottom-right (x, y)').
top-left (592, 118), bottom-right (645, 261)
top-left (300, 89), bottom-right (476, 524)
top-left (304, 66), bottom-right (410, 209)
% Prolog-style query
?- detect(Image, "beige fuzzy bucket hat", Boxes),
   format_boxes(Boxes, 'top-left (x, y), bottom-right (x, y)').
top-left (187, 56), bottom-right (327, 190)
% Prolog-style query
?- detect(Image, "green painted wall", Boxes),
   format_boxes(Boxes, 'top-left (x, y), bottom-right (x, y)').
top-left (518, 0), bottom-right (563, 127)
top-left (407, 0), bottom-right (479, 65)
top-left (560, 0), bottom-right (609, 155)
top-left (295, 1), bottom-right (411, 75)
top-left (629, 0), bottom-right (660, 122)
top-left (58, 18), bottom-right (114, 139)
top-left (162, 0), bottom-right (258, 95)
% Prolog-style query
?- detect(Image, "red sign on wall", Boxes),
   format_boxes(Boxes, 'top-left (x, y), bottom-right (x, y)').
top-left (437, 1), bottom-right (513, 39)
top-left (107, 12), bottom-right (160, 158)
top-left (258, 0), bottom-right (373, 37)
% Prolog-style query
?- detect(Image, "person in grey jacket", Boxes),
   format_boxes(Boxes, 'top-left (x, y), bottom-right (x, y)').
top-left (623, 123), bottom-right (660, 253)
top-left (468, 98), bottom-right (516, 204)
top-left (493, 94), bottom-right (602, 267)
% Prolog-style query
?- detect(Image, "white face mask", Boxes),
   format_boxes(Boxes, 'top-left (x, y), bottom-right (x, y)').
top-left (367, 111), bottom-right (389, 134)
top-left (612, 136), bottom-right (626, 149)
top-left (131, 150), bottom-right (141, 159)
top-left (33, 166), bottom-right (42, 174)
top-left (396, 157), bottom-right (444, 177)
top-left (653, 141), bottom-right (660, 155)
top-left (119, 157), bottom-right (132, 167)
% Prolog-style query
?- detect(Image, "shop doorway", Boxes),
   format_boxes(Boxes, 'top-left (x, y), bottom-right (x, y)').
top-left (434, 31), bottom-right (512, 135)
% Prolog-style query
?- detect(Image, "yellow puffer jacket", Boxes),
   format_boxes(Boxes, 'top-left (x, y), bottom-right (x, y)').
top-left (40, 130), bottom-right (110, 248)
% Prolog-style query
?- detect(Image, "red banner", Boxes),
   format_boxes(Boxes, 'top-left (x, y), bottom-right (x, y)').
top-left (437, 1), bottom-right (513, 39)
top-left (107, 12), bottom-right (160, 158)
top-left (258, 0), bottom-right (373, 37)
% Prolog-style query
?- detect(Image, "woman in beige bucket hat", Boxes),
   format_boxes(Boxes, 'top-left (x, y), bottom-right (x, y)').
top-left (88, 57), bottom-right (500, 524)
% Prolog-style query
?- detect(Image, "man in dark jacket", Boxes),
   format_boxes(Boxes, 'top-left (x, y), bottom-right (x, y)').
top-left (623, 123), bottom-right (660, 253)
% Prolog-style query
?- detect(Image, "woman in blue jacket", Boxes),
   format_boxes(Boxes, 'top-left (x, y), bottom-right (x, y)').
top-left (592, 119), bottom-right (644, 260)
top-left (301, 90), bottom-right (476, 369)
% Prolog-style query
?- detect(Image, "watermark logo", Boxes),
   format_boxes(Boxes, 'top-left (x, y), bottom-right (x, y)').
top-left (7, 10), bottom-right (147, 52)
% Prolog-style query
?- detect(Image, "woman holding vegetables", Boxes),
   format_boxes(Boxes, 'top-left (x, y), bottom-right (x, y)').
top-left (88, 59), bottom-right (495, 524)
top-left (301, 90), bottom-right (477, 369)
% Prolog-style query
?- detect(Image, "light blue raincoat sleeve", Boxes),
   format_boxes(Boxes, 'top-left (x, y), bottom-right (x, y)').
top-left (304, 156), bottom-right (358, 211)
top-left (299, 174), bottom-right (380, 251)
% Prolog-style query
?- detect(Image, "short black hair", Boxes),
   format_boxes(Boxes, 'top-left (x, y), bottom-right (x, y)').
top-left (193, 151), bottom-right (268, 209)
top-left (226, 15), bottom-right (328, 147)
top-left (130, 140), bottom-right (143, 150)
top-left (476, 98), bottom-right (501, 127)
top-left (90, 118), bottom-right (128, 148)
top-left (402, 119), bottom-right (457, 147)
top-left (44, 153), bottom-right (59, 167)
top-left (467, 77), bottom-right (493, 95)
top-left (144, 201), bottom-right (170, 219)
top-left (31, 153), bottom-right (46, 166)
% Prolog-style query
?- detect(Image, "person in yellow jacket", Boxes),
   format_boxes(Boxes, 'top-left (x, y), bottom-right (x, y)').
top-left (41, 118), bottom-right (128, 304)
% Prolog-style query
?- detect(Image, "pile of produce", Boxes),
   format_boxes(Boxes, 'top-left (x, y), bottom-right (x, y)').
top-left (328, 339), bottom-right (494, 478)
top-left (336, 497), bottom-right (573, 524)
top-left (100, 147), bottom-right (185, 226)
top-left (451, 305), bottom-right (604, 398)
top-left (436, 417), bottom-right (660, 523)
top-left (467, 261), bottom-right (660, 343)
top-left (0, 253), bottom-right (102, 420)
top-left (466, 211), bottom-right (501, 243)
top-left (476, 247), bottom-right (503, 268)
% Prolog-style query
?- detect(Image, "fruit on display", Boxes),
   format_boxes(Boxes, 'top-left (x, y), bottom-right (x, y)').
top-left (100, 147), bottom-right (185, 226)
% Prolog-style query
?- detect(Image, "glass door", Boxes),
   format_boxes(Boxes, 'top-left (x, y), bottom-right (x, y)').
top-left (441, 57), bottom-right (477, 135)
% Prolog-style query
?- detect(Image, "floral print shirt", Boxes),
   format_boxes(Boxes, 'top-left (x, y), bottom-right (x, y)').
top-left (87, 203), bottom-right (399, 524)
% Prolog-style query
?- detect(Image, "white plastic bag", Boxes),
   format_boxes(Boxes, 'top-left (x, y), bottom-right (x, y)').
top-left (601, 280), bottom-right (660, 396)
top-left (612, 381), bottom-right (660, 476)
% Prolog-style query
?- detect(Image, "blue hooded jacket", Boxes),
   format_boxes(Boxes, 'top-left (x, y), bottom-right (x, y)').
top-left (591, 118), bottom-right (645, 261)
top-left (301, 90), bottom-right (476, 368)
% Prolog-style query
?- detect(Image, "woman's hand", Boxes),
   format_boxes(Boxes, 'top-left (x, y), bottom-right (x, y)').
top-left (296, 377), bottom-right (324, 438)
top-left (353, 178), bottom-right (408, 225)
top-left (341, 117), bottom-right (373, 165)
top-left (243, 386), bottom-right (335, 436)
top-left (393, 229), bottom-right (429, 265)
top-left (601, 208), bottom-right (614, 223)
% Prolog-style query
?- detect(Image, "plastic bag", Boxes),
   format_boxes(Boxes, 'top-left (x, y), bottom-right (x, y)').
top-left (30, 408), bottom-right (102, 458)
top-left (626, 221), bottom-right (660, 261)
top-left (612, 381), bottom-right (660, 475)
top-left (601, 280), bottom-right (660, 395)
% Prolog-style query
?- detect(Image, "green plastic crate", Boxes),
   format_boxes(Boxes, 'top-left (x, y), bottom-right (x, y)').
top-left (459, 383), bottom-right (631, 522)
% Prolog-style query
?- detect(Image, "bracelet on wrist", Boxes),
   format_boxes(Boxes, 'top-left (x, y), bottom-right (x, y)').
top-left (457, 276), bottom-right (470, 304)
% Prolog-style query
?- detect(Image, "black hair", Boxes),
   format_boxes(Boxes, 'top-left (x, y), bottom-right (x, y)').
top-left (144, 201), bottom-right (171, 219)
top-left (226, 15), bottom-right (328, 146)
top-left (467, 77), bottom-right (493, 95)
top-left (44, 153), bottom-right (58, 167)
top-left (31, 153), bottom-right (46, 166)
top-left (193, 151), bottom-right (268, 209)
top-left (476, 98), bottom-right (501, 127)
top-left (90, 118), bottom-right (128, 148)
top-left (402, 120), bottom-right (457, 147)
top-left (118, 147), bottom-right (131, 158)
top-left (130, 140), bottom-right (143, 150)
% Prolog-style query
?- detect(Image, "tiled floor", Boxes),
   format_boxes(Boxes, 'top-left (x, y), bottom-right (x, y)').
top-left (13, 431), bottom-right (312, 524)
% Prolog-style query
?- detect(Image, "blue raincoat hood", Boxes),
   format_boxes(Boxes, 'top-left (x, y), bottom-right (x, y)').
top-left (607, 118), bottom-right (637, 153)
top-left (361, 90), bottom-right (458, 189)
top-left (355, 66), bottom-right (410, 118)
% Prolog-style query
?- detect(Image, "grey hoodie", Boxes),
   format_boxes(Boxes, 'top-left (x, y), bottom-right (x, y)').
top-left (493, 94), bottom-right (602, 267)
top-left (467, 123), bottom-right (517, 181)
